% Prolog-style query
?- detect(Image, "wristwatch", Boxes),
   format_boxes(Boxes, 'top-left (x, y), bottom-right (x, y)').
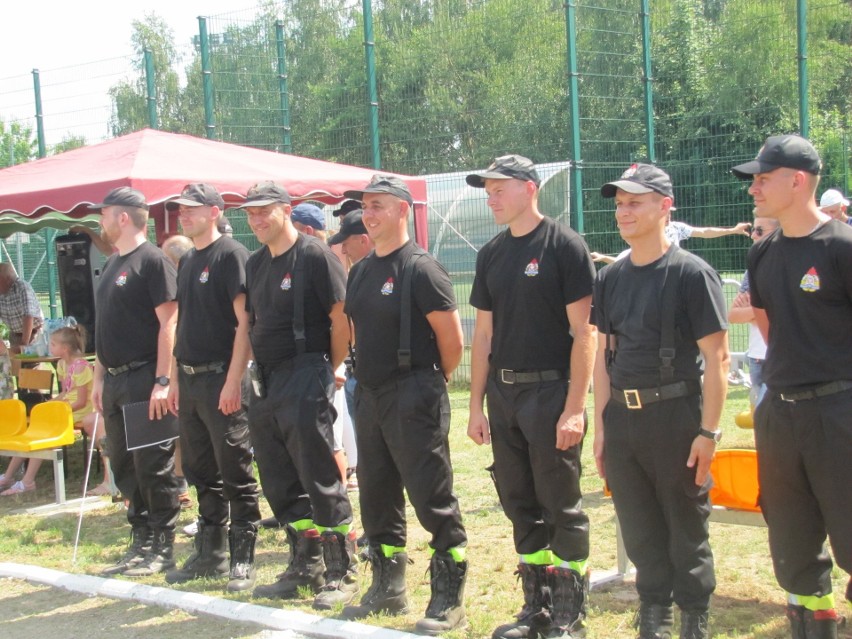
top-left (698, 427), bottom-right (722, 443)
top-left (155, 375), bottom-right (170, 387)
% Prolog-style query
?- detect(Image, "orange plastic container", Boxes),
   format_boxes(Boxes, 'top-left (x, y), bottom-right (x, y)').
top-left (709, 449), bottom-right (761, 512)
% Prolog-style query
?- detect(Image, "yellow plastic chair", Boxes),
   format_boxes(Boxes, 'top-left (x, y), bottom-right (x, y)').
top-left (709, 449), bottom-right (761, 513)
top-left (0, 398), bottom-right (27, 439)
top-left (0, 401), bottom-right (74, 451)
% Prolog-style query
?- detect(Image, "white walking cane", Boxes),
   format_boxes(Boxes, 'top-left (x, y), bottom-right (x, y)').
top-left (72, 412), bottom-right (101, 565)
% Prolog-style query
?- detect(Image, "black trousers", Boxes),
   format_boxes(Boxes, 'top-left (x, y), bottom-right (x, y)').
top-left (604, 393), bottom-right (715, 610)
top-left (486, 375), bottom-right (589, 561)
top-left (178, 369), bottom-right (260, 530)
top-left (755, 389), bottom-right (852, 599)
top-left (248, 353), bottom-right (352, 528)
top-left (355, 368), bottom-right (466, 551)
top-left (102, 362), bottom-right (180, 531)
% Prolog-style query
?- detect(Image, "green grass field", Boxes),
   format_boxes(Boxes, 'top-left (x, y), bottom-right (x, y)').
top-left (1, 385), bottom-right (849, 638)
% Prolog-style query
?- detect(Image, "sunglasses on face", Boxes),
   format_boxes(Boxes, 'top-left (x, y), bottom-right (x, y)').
top-left (752, 226), bottom-right (765, 237)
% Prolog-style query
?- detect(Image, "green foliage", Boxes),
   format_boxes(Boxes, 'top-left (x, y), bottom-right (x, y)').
top-left (0, 119), bottom-right (37, 168)
top-left (50, 134), bottom-right (86, 155)
top-left (102, 0), bottom-right (851, 242)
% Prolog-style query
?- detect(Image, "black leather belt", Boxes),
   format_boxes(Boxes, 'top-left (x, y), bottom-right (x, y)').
top-left (179, 361), bottom-right (226, 375)
top-left (778, 380), bottom-right (852, 402)
top-left (610, 379), bottom-right (701, 410)
top-left (106, 360), bottom-right (151, 376)
top-left (497, 369), bottom-right (565, 385)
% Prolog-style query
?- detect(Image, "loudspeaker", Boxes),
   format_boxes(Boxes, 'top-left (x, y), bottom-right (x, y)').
top-left (55, 233), bottom-right (105, 353)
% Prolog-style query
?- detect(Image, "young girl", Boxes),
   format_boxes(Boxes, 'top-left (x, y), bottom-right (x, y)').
top-left (0, 325), bottom-right (107, 496)
top-left (52, 325), bottom-right (113, 496)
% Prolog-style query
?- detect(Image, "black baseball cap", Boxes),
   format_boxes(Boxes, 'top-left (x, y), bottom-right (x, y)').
top-left (466, 154), bottom-right (541, 188)
top-left (217, 216), bottom-right (233, 234)
top-left (344, 175), bottom-right (414, 206)
top-left (731, 134), bottom-right (822, 179)
top-left (329, 210), bottom-right (367, 245)
top-left (601, 163), bottom-right (674, 200)
top-left (169, 183), bottom-right (225, 208)
top-left (332, 199), bottom-right (361, 218)
top-left (88, 186), bottom-right (149, 211)
top-left (244, 181), bottom-right (292, 206)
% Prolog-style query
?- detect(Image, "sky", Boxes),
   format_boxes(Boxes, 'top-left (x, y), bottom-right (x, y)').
top-left (1, 1), bottom-right (264, 146)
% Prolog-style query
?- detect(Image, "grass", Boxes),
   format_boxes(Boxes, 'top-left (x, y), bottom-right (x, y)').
top-left (0, 385), bottom-right (849, 638)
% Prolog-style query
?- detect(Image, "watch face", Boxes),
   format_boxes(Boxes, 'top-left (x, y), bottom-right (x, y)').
top-left (156, 376), bottom-right (170, 386)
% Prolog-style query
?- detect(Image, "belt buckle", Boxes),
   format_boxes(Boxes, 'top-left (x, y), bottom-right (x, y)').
top-left (182, 364), bottom-right (196, 375)
top-left (779, 392), bottom-right (798, 403)
top-left (500, 369), bottom-right (515, 384)
top-left (623, 389), bottom-right (642, 409)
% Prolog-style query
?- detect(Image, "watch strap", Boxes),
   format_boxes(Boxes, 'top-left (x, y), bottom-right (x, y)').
top-left (698, 427), bottom-right (721, 442)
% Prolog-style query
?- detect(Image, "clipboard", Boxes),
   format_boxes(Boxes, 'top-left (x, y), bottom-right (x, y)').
top-left (122, 401), bottom-right (179, 450)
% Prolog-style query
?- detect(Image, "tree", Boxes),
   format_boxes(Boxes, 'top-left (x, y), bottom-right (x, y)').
top-left (108, 12), bottom-right (200, 136)
top-left (51, 134), bottom-right (87, 155)
top-left (0, 119), bottom-right (36, 168)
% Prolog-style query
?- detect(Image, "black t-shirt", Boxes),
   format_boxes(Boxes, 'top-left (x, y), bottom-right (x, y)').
top-left (174, 236), bottom-right (249, 365)
top-left (592, 245), bottom-right (727, 389)
top-left (748, 219), bottom-right (852, 390)
top-left (469, 216), bottom-right (595, 371)
top-left (345, 241), bottom-right (456, 388)
top-left (95, 242), bottom-right (177, 368)
top-left (245, 234), bottom-right (346, 368)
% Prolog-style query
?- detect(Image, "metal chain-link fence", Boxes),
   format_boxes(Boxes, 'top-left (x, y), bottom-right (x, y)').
top-left (2, 0), bottom-right (851, 378)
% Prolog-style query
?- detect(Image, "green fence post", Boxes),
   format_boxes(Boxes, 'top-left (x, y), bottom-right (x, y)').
top-left (33, 70), bottom-right (57, 315)
top-left (199, 17), bottom-right (216, 139)
top-left (45, 229), bottom-right (57, 319)
top-left (275, 20), bottom-right (293, 154)
top-left (32, 69), bottom-right (46, 159)
top-left (797, 0), bottom-right (809, 138)
top-left (144, 48), bottom-right (159, 129)
top-left (565, 0), bottom-right (583, 233)
top-left (640, 0), bottom-right (656, 163)
top-left (362, 0), bottom-right (381, 169)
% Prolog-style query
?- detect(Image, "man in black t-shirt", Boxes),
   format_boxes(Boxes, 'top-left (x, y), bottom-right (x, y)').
top-left (340, 175), bottom-right (467, 635)
top-left (89, 187), bottom-right (180, 578)
top-left (242, 182), bottom-right (358, 611)
top-left (467, 155), bottom-right (597, 639)
top-left (733, 135), bottom-right (851, 639)
top-left (161, 184), bottom-right (261, 592)
top-left (592, 164), bottom-right (728, 639)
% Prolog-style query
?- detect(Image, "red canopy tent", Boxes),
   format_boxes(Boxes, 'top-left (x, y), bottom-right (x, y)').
top-left (0, 128), bottom-right (429, 247)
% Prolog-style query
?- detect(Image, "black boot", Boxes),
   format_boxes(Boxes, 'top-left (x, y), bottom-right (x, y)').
top-left (227, 526), bottom-right (258, 593)
top-left (543, 566), bottom-right (588, 638)
top-left (679, 609), bottom-right (709, 639)
top-left (492, 563), bottom-right (552, 639)
top-left (634, 603), bottom-right (674, 639)
top-left (786, 605), bottom-right (840, 639)
top-left (124, 529), bottom-right (176, 576)
top-left (253, 526), bottom-right (324, 599)
top-left (313, 530), bottom-right (360, 609)
top-left (342, 546), bottom-right (409, 618)
top-left (101, 525), bottom-right (152, 576)
top-left (165, 520), bottom-right (228, 584)
top-left (415, 551), bottom-right (468, 636)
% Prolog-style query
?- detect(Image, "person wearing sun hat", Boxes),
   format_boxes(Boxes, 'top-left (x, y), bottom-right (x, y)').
top-left (466, 154), bottom-right (597, 639)
top-left (733, 134), bottom-right (851, 639)
top-left (819, 188), bottom-right (850, 224)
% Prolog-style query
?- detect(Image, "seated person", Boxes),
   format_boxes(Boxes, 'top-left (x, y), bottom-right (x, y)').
top-left (0, 325), bottom-right (105, 496)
